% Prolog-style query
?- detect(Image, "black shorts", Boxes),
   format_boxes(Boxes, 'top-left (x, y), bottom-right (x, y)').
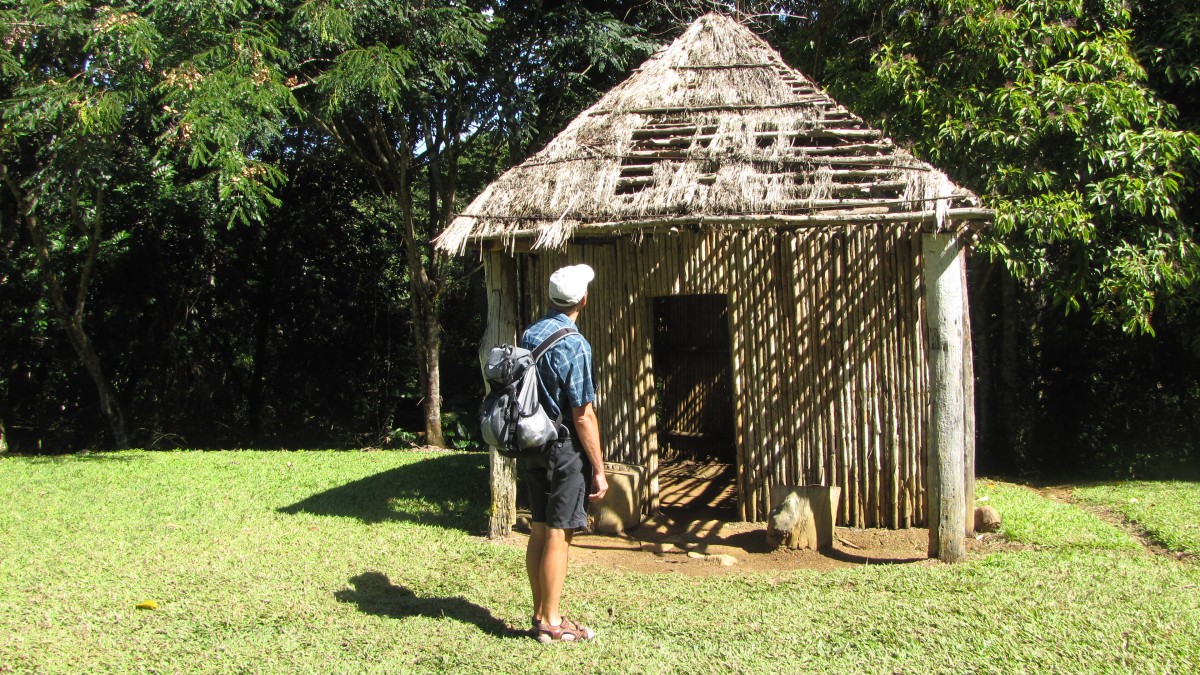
top-left (522, 436), bottom-right (590, 530)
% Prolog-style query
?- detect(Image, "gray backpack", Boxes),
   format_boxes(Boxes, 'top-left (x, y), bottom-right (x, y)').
top-left (480, 327), bottom-right (577, 458)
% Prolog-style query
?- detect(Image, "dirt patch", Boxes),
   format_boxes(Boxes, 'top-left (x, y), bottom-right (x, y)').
top-left (1032, 483), bottom-right (1198, 563)
top-left (495, 460), bottom-right (1026, 575)
top-left (493, 514), bottom-right (1023, 577)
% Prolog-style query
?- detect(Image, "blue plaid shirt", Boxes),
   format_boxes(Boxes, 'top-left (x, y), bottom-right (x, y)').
top-left (521, 310), bottom-right (594, 436)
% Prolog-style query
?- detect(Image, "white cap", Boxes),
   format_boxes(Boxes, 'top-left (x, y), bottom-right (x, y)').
top-left (548, 264), bottom-right (595, 307)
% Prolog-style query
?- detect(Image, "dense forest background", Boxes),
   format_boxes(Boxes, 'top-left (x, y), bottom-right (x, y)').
top-left (2, 0), bottom-right (1198, 480)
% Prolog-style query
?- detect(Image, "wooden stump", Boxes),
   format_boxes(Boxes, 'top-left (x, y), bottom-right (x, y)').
top-left (589, 462), bottom-right (646, 535)
top-left (766, 484), bottom-right (841, 551)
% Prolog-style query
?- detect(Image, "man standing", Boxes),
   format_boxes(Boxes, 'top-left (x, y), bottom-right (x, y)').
top-left (521, 263), bottom-right (608, 643)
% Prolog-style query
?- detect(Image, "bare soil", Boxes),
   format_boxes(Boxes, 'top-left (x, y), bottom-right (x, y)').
top-left (497, 460), bottom-right (1024, 576)
top-left (495, 515), bottom-right (1021, 577)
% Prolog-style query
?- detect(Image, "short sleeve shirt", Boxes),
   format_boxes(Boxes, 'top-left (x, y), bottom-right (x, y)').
top-left (521, 310), bottom-right (595, 435)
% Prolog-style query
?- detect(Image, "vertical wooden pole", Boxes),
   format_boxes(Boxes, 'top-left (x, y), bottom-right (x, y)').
top-left (923, 232), bottom-right (967, 563)
top-left (961, 251), bottom-right (977, 536)
top-left (482, 250), bottom-right (520, 538)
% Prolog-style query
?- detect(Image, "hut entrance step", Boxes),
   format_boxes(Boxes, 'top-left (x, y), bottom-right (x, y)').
top-left (657, 460), bottom-right (737, 514)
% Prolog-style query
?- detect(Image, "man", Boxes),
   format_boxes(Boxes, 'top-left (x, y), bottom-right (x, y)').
top-left (520, 263), bottom-right (608, 643)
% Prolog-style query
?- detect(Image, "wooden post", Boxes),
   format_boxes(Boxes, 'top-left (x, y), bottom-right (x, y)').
top-left (923, 233), bottom-right (967, 562)
top-left (961, 253), bottom-right (976, 536)
top-left (481, 251), bottom-right (520, 538)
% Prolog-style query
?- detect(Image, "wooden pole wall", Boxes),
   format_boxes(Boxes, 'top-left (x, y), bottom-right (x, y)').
top-left (512, 223), bottom-right (935, 527)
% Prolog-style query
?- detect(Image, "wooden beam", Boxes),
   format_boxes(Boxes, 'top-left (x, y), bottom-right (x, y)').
top-left (922, 233), bottom-right (967, 562)
top-left (481, 251), bottom-right (520, 538)
top-left (590, 99), bottom-right (836, 116)
top-left (551, 209), bottom-right (993, 234)
top-left (674, 63), bottom-right (778, 69)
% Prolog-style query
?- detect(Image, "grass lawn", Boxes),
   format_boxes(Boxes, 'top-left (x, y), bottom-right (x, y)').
top-left (2, 450), bottom-right (1198, 674)
top-left (1073, 481), bottom-right (1200, 557)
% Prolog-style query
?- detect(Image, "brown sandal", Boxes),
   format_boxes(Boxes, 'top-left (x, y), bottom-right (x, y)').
top-left (535, 617), bottom-right (596, 643)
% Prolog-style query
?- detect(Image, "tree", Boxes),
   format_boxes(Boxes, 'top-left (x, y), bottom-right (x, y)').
top-left (0, 2), bottom-right (169, 447)
top-left (827, 0), bottom-right (1198, 333)
top-left (160, 1), bottom-right (657, 447)
top-left (766, 0), bottom-right (1200, 473)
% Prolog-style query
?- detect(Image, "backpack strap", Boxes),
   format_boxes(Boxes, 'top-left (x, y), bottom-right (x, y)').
top-left (529, 325), bottom-right (579, 435)
top-left (531, 326), bottom-right (578, 363)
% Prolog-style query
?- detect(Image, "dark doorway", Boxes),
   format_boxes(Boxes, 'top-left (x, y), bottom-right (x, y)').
top-left (652, 295), bottom-right (738, 513)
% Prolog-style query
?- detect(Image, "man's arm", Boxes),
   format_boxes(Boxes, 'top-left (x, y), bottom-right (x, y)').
top-left (571, 401), bottom-right (608, 501)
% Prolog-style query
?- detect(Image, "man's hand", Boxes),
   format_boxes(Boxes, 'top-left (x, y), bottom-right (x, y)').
top-left (588, 471), bottom-right (609, 501)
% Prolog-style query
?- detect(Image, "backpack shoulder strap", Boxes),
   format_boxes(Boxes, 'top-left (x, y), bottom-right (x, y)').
top-left (531, 326), bottom-right (578, 363)
top-left (529, 325), bottom-right (578, 434)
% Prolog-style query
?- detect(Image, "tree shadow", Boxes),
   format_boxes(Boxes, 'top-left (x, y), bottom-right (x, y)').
top-left (20, 452), bottom-right (149, 464)
top-left (278, 452), bottom-right (488, 532)
top-left (334, 572), bottom-right (523, 638)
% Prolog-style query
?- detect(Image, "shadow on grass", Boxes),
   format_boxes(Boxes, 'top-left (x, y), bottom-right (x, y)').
top-left (278, 452), bottom-right (488, 532)
top-left (19, 452), bottom-right (149, 464)
top-left (335, 572), bottom-right (523, 638)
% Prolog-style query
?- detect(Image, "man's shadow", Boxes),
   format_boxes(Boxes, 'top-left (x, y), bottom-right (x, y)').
top-left (335, 572), bottom-right (524, 638)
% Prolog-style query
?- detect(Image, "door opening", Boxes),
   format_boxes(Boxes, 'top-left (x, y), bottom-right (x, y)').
top-left (652, 294), bottom-right (738, 515)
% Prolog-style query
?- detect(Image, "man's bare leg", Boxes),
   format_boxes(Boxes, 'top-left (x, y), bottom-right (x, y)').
top-left (527, 523), bottom-right (572, 626)
top-left (526, 523), bottom-right (547, 618)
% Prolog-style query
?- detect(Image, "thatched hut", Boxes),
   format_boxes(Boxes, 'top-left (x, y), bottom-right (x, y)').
top-left (437, 13), bottom-right (990, 553)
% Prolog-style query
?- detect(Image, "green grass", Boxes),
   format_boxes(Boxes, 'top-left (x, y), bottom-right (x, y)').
top-left (974, 480), bottom-right (1140, 550)
top-left (2, 451), bottom-right (1198, 674)
top-left (1073, 481), bottom-right (1200, 557)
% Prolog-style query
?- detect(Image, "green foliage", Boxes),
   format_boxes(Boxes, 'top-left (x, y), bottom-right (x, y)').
top-left (1134, 0), bottom-right (1200, 126)
top-left (1, 0), bottom-right (660, 451)
top-left (780, 0), bottom-right (1200, 335)
top-left (867, 1), bottom-right (1200, 334)
top-left (768, 0), bottom-right (1200, 477)
top-left (153, 4), bottom-right (300, 226)
top-left (4, 0), bottom-right (1193, 474)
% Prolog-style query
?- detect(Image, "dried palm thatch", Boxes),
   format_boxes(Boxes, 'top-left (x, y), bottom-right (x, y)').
top-left (435, 13), bottom-right (989, 255)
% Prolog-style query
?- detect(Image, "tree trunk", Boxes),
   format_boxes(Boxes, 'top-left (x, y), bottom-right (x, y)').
top-left (419, 302), bottom-right (445, 448)
top-left (68, 316), bottom-right (129, 448)
top-left (21, 198), bottom-right (130, 448)
top-left (399, 178), bottom-right (446, 448)
top-left (923, 233), bottom-right (967, 563)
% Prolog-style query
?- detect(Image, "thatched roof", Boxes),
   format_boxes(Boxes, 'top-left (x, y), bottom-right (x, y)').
top-left (435, 13), bottom-right (989, 255)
